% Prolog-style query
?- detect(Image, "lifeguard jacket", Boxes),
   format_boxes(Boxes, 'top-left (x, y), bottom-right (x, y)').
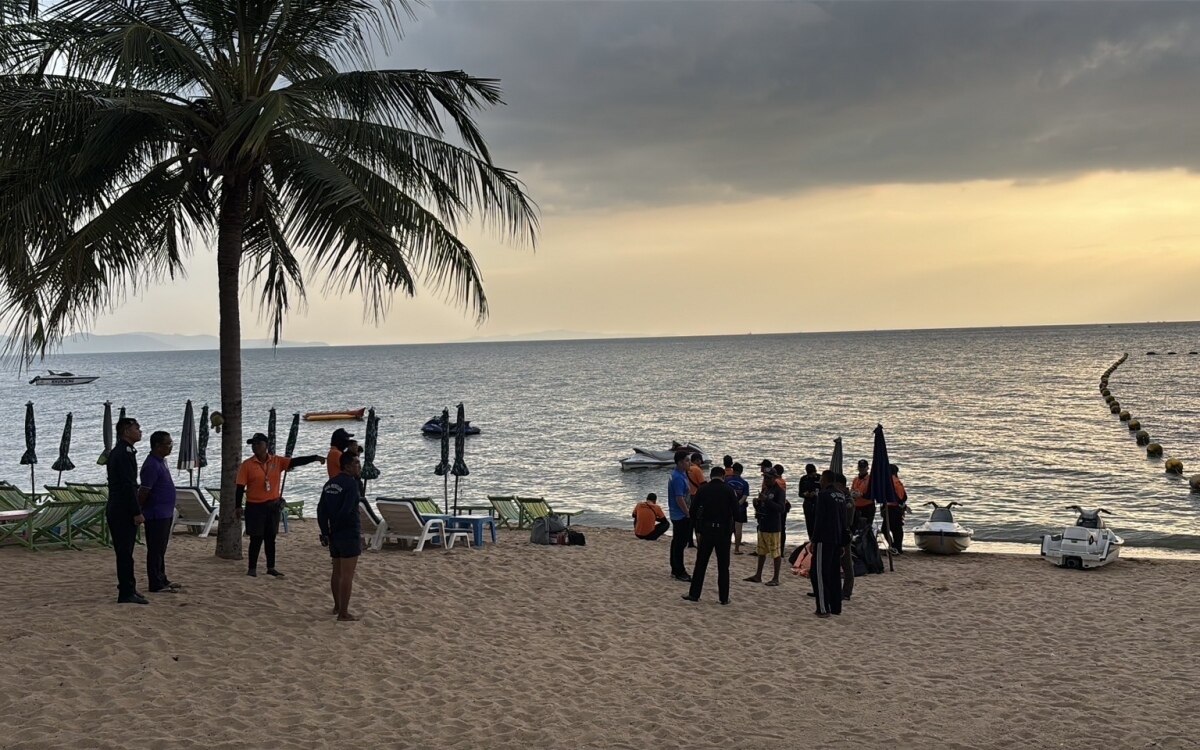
top-left (889, 476), bottom-right (907, 506)
top-left (851, 475), bottom-right (872, 509)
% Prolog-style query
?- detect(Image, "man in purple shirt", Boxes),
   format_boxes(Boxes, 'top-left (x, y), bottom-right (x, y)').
top-left (139, 431), bottom-right (179, 593)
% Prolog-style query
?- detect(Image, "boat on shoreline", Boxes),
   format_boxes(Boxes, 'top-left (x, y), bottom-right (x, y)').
top-left (29, 370), bottom-right (99, 386)
top-left (302, 408), bottom-right (366, 422)
top-left (912, 501), bottom-right (974, 555)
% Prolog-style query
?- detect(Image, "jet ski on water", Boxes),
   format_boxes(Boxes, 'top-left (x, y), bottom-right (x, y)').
top-left (1041, 506), bottom-right (1123, 569)
top-left (421, 417), bottom-right (481, 436)
top-left (912, 501), bottom-right (974, 555)
top-left (619, 441), bottom-right (709, 470)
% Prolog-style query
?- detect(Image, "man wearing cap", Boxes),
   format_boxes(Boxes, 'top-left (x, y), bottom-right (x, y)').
top-left (235, 433), bottom-right (325, 577)
top-left (326, 428), bottom-right (356, 480)
top-left (745, 463), bottom-right (786, 586)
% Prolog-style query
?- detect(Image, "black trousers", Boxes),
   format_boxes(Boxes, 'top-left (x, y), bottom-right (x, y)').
top-left (107, 510), bottom-right (138, 598)
top-left (688, 527), bottom-right (732, 602)
top-left (840, 543), bottom-right (855, 598)
top-left (144, 517), bottom-right (172, 591)
top-left (857, 504), bottom-right (876, 530)
top-left (885, 505), bottom-right (905, 551)
top-left (669, 518), bottom-right (692, 578)
top-left (637, 519), bottom-right (670, 541)
top-left (246, 502), bottom-right (281, 570)
top-left (810, 542), bottom-right (843, 615)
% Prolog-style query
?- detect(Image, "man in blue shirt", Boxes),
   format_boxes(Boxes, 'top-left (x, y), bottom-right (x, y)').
top-left (667, 451), bottom-right (692, 582)
top-left (138, 431), bottom-right (179, 594)
top-left (318, 451), bottom-right (363, 621)
top-left (725, 462), bottom-right (751, 555)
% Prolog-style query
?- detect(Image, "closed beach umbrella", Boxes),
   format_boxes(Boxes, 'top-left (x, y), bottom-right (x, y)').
top-left (19, 401), bottom-right (36, 494)
top-left (51, 412), bottom-right (75, 485)
top-left (97, 400), bottom-right (113, 465)
top-left (451, 403), bottom-right (470, 514)
top-left (361, 408), bottom-right (381, 494)
top-left (118, 406), bottom-right (126, 421)
top-left (869, 424), bottom-right (898, 572)
top-left (197, 404), bottom-right (210, 484)
top-left (830, 437), bottom-right (843, 477)
top-left (177, 400), bottom-right (198, 485)
top-left (284, 413), bottom-right (300, 458)
top-left (433, 407), bottom-right (450, 512)
top-left (267, 407), bottom-right (277, 455)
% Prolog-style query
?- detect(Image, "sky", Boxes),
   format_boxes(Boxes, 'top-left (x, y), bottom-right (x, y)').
top-left (92, 1), bottom-right (1200, 345)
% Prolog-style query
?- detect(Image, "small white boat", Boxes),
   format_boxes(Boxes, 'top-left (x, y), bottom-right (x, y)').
top-left (28, 370), bottom-right (99, 386)
top-left (1041, 506), bottom-right (1123, 569)
top-left (912, 501), bottom-right (973, 555)
top-left (619, 441), bottom-right (709, 470)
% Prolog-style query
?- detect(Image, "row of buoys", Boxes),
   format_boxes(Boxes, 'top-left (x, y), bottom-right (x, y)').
top-left (1098, 353), bottom-right (1191, 482)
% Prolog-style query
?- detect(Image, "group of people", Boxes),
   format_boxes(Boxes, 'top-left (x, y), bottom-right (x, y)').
top-left (631, 451), bottom-right (909, 617)
top-left (104, 418), bottom-right (369, 621)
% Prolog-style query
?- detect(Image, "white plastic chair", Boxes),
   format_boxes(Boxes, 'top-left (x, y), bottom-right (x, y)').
top-left (375, 500), bottom-right (470, 552)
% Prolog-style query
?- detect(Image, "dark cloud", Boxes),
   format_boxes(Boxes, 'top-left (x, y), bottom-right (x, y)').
top-left (387, 1), bottom-right (1200, 209)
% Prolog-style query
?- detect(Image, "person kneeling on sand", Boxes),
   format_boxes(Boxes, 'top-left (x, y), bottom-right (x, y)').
top-left (745, 466), bottom-right (786, 586)
top-left (633, 493), bottom-right (670, 541)
top-left (318, 451), bottom-right (364, 621)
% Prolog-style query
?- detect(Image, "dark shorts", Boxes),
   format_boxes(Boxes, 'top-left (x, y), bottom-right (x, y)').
top-left (244, 501), bottom-right (281, 537)
top-left (735, 504), bottom-right (748, 523)
top-left (328, 535), bottom-right (362, 559)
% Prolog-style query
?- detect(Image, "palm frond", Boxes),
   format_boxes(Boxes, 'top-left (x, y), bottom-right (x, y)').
top-left (242, 169), bottom-right (306, 343)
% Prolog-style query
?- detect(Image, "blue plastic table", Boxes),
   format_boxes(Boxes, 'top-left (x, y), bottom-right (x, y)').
top-left (446, 514), bottom-right (498, 547)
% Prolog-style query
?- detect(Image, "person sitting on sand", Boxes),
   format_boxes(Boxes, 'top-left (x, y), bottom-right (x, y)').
top-left (318, 451), bottom-right (364, 621)
top-left (633, 493), bottom-right (670, 541)
top-left (745, 465), bottom-right (786, 586)
top-left (725, 463), bottom-right (750, 555)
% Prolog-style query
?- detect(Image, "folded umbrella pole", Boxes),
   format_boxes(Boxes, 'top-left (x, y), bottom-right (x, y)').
top-left (20, 402), bottom-right (36, 495)
top-left (51, 412), bottom-right (75, 487)
top-left (433, 407), bottom-right (450, 513)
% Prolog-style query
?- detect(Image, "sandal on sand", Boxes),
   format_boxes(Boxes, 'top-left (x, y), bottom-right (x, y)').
top-left (765, 580), bottom-right (780, 587)
top-left (743, 576), bottom-right (760, 583)
top-left (733, 550), bottom-right (745, 555)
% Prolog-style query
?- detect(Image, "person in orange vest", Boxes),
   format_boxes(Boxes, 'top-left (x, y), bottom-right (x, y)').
top-left (884, 464), bottom-right (909, 554)
top-left (632, 493), bottom-right (670, 540)
top-left (235, 433), bottom-right (326, 577)
top-left (687, 452), bottom-right (707, 547)
top-left (850, 459), bottom-right (873, 531)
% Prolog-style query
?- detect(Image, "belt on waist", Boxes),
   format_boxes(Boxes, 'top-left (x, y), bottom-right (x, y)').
top-left (247, 499), bottom-right (282, 505)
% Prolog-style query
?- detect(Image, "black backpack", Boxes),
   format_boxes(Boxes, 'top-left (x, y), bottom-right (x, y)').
top-left (852, 528), bottom-right (885, 575)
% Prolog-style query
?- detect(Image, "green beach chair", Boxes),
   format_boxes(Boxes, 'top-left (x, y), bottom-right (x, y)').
top-left (488, 496), bottom-right (526, 529)
top-left (0, 483), bottom-right (35, 510)
top-left (0, 502), bottom-right (74, 550)
top-left (517, 497), bottom-right (576, 527)
top-left (43, 486), bottom-right (111, 548)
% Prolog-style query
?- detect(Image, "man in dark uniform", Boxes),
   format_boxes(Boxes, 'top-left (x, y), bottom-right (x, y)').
top-left (682, 467), bottom-right (738, 605)
top-left (318, 451), bottom-right (363, 621)
top-left (106, 417), bottom-right (146, 604)
top-left (809, 471), bottom-right (846, 617)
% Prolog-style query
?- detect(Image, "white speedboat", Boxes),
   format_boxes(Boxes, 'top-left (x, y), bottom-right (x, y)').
top-left (619, 442), bottom-right (709, 470)
top-left (28, 370), bottom-right (99, 386)
top-left (912, 501), bottom-right (974, 554)
top-left (1041, 506), bottom-right (1123, 569)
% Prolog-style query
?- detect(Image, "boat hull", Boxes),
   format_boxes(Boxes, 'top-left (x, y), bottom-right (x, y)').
top-left (303, 408), bottom-right (366, 422)
top-left (913, 530), bottom-right (973, 555)
top-left (29, 376), bottom-right (99, 386)
top-left (619, 443), bottom-right (708, 470)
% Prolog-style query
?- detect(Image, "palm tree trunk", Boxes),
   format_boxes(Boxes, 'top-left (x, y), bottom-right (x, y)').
top-left (214, 174), bottom-right (249, 560)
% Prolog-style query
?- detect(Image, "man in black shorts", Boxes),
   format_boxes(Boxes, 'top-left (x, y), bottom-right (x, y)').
top-left (317, 451), bottom-right (364, 621)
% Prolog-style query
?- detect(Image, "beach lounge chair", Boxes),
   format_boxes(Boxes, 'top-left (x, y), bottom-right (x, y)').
top-left (517, 497), bottom-right (576, 526)
top-left (173, 487), bottom-right (219, 537)
top-left (0, 483), bottom-right (35, 510)
top-left (0, 501), bottom-right (82, 550)
top-left (43, 486), bottom-right (109, 548)
top-left (488, 495), bottom-right (526, 529)
top-left (374, 500), bottom-right (469, 552)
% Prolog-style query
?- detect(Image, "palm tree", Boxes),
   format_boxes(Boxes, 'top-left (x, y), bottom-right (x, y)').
top-left (0, 0), bottom-right (537, 559)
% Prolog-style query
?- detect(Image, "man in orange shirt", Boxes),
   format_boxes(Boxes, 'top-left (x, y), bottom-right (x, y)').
top-left (687, 452), bottom-right (707, 546)
top-left (632, 493), bottom-right (670, 540)
top-left (326, 428), bottom-right (355, 480)
top-left (236, 432), bottom-right (325, 577)
top-left (850, 459), bottom-right (873, 531)
top-left (885, 464), bottom-right (909, 554)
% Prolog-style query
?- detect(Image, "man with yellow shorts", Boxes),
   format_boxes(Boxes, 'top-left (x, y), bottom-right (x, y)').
top-left (744, 466), bottom-right (786, 586)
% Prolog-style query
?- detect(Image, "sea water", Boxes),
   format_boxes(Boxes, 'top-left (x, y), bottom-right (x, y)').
top-left (3, 323), bottom-right (1197, 549)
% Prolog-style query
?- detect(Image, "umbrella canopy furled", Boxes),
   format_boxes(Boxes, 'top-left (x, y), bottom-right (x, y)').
top-left (97, 400), bottom-right (113, 465)
top-left (451, 403), bottom-right (469, 477)
top-left (830, 437), bottom-right (843, 477)
top-left (51, 412), bottom-right (75, 474)
top-left (197, 404), bottom-right (210, 469)
top-left (177, 400), bottom-right (199, 474)
top-left (118, 406), bottom-right (126, 421)
top-left (284, 413), bottom-right (300, 458)
top-left (361, 408), bottom-right (380, 481)
top-left (267, 408), bottom-right (278, 454)
top-left (434, 408), bottom-right (451, 477)
top-left (870, 424), bottom-right (898, 572)
top-left (20, 401), bottom-right (36, 467)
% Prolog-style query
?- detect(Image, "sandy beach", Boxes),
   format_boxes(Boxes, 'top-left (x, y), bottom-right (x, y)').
top-left (2, 524), bottom-right (1198, 749)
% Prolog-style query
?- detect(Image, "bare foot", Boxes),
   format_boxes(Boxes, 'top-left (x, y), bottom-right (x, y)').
top-left (337, 612), bottom-right (359, 622)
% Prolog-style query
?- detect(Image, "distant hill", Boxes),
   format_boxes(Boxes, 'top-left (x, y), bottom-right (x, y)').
top-left (4, 332), bottom-right (328, 354)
